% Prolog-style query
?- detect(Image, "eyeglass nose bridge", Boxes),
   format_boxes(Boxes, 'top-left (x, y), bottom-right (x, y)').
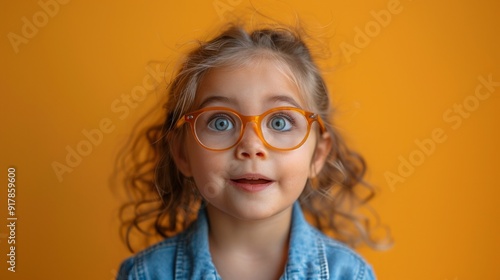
top-left (236, 114), bottom-right (267, 146)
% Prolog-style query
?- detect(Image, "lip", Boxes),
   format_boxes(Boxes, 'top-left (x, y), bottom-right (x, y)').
top-left (229, 173), bottom-right (274, 193)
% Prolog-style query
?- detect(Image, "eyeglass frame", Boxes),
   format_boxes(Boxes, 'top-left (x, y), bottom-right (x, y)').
top-left (175, 106), bottom-right (326, 151)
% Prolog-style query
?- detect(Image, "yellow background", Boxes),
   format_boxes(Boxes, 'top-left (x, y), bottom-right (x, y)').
top-left (1, 0), bottom-right (499, 279)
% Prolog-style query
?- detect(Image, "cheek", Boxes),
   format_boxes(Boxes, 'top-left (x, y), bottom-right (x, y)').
top-left (186, 147), bottom-right (230, 197)
top-left (279, 154), bottom-right (311, 179)
top-left (277, 139), bottom-right (317, 181)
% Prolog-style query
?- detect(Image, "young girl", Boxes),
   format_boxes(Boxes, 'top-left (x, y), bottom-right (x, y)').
top-left (117, 22), bottom-right (389, 280)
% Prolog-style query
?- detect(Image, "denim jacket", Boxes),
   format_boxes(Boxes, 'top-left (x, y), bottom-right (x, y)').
top-left (117, 202), bottom-right (376, 280)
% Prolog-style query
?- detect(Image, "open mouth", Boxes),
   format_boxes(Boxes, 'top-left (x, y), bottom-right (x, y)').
top-left (231, 178), bottom-right (272, 184)
top-left (229, 175), bottom-right (274, 192)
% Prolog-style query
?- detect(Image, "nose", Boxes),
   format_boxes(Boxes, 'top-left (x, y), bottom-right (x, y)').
top-left (235, 122), bottom-right (267, 159)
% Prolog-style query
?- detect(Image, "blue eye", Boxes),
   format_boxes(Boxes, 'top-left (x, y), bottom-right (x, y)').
top-left (208, 115), bottom-right (234, 131)
top-left (268, 114), bottom-right (293, 131)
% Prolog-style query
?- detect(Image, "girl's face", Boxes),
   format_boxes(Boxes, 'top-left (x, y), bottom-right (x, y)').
top-left (173, 59), bottom-right (331, 222)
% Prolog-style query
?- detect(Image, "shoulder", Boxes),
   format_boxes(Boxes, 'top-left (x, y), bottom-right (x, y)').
top-left (309, 227), bottom-right (376, 280)
top-left (116, 234), bottom-right (184, 280)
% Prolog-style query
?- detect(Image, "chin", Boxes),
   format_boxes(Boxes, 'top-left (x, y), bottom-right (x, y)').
top-left (226, 201), bottom-right (293, 221)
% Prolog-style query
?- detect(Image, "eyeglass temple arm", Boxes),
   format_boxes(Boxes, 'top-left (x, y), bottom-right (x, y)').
top-left (311, 113), bottom-right (326, 133)
top-left (175, 116), bottom-right (186, 128)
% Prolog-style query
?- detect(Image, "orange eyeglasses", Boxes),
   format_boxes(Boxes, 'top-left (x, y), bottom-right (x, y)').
top-left (175, 107), bottom-right (326, 151)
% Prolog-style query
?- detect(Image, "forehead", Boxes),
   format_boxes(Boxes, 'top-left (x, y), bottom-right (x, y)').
top-left (194, 58), bottom-right (310, 111)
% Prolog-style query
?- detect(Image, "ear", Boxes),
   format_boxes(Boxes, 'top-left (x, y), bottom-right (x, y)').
top-left (309, 132), bottom-right (332, 178)
top-left (171, 136), bottom-right (193, 177)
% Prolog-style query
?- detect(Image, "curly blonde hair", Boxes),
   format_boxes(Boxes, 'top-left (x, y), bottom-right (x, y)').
top-left (115, 22), bottom-right (391, 253)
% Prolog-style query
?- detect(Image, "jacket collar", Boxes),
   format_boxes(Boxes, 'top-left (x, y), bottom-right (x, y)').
top-left (283, 202), bottom-right (328, 279)
top-left (177, 202), bottom-right (328, 279)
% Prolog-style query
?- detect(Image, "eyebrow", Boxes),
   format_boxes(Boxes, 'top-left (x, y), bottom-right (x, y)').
top-left (198, 96), bottom-right (234, 109)
top-left (197, 94), bottom-right (302, 109)
top-left (268, 95), bottom-right (302, 108)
